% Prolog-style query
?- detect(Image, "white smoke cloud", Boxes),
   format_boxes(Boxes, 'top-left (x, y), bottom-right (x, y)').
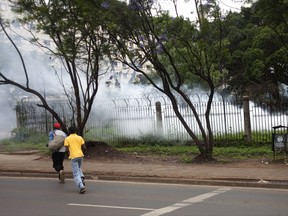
top-left (0, 37), bottom-right (70, 138)
top-left (0, 35), bottom-right (161, 139)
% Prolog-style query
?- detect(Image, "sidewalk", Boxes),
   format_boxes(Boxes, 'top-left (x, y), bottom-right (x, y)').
top-left (0, 152), bottom-right (288, 189)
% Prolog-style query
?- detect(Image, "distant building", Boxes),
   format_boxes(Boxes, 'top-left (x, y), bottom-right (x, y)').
top-left (0, 0), bottom-right (54, 54)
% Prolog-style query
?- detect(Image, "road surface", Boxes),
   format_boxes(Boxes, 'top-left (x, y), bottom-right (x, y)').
top-left (0, 177), bottom-right (287, 216)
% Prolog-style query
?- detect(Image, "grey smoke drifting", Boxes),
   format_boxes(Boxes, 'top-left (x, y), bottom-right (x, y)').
top-left (0, 38), bottom-right (68, 138)
top-left (0, 36), bottom-right (160, 139)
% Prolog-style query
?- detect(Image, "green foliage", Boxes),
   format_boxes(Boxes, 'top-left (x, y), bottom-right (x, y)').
top-left (117, 143), bottom-right (275, 163)
top-left (112, 134), bottom-right (186, 147)
top-left (0, 139), bottom-right (48, 153)
top-left (224, 1), bottom-right (288, 103)
top-left (0, 131), bottom-right (48, 153)
top-left (214, 130), bottom-right (272, 147)
top-left (0, 129), bottom-right (279, 163)
top-left (84, 127), bottom-right (116, 141)
top-left (118, 144), bottom-right (198, 156)
top-left (10, 127), bottom-right (48, 143)
top-left (0, 126), bottom-right (49, 153)
top-left (213, 145), bottom-right (272, 160)
top-left (112, 132), bottom-right (275, 162)
top-left (111, 129), bottom-right (277, 162)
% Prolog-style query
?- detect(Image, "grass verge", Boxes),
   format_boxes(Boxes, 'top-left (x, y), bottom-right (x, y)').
top-left (1, 135), bottom-right (286, 163)
top-left (116, 144), bottom-right (283, 163)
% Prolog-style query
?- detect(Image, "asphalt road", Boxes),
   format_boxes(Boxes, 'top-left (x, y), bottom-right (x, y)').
top-left (0, 177), bottom-right (287, 216)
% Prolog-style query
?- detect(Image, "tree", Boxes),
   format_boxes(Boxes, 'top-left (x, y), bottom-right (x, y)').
top-left (253, 0), bottom-right (288, 102)
top-left (254, 0), bottom-right (288, 50)
top-left (102, 0), bottom-right (229, 161)
top-left (222, 2), bottom-right (288, 106)
top-left (0, 0), bottom-right (114, 135)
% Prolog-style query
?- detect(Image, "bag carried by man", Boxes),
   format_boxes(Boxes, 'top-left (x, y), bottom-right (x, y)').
top-left (48, 135), bottom-right (65, 152)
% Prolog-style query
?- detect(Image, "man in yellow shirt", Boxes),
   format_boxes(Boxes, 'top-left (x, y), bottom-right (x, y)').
top-left (64, 125), bottom-right (86, 194)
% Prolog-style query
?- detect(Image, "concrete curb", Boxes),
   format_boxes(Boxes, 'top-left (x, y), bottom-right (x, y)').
top-left (1, 170), bottom-right (288, 189)
top-left (97, 176), bottom-right (288, 189)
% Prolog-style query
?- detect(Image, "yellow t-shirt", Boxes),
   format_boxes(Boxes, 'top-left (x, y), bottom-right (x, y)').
top-left (64, 133), bottom-right (85, 159)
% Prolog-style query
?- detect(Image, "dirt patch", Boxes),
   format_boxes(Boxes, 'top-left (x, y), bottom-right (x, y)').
top-left (84, 141), bottom-right (182, 164)
top-left (84, 141), bottom-right (127, 160)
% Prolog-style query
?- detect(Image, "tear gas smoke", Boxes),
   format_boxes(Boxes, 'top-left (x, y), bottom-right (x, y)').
top-left (0, 38), bottom-right (161, 139)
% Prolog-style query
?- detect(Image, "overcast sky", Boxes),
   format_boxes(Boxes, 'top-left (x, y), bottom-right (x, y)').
top-left (162, 0), bottom-right (246, 19)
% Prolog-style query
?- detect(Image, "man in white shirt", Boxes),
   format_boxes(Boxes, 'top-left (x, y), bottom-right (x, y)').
top-left (48, 122), bottom-right (67, 183)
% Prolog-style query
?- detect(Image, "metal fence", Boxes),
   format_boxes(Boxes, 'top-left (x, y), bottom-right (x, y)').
top-left (86, 99), bottom-right (288, 143)
top-left (15, 97), bottom-right (288, 143)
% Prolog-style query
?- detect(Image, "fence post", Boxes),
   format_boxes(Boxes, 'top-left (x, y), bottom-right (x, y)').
top-left (243, 96), bottom-right (252, 142)
top-left (155, 101), bottom-right (163, 136)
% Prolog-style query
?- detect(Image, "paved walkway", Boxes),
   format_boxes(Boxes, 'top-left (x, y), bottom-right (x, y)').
top-left (0, 153), bottom-right (288, 189)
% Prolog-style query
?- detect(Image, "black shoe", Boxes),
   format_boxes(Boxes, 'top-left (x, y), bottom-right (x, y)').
top-left (79, 187), bottom-right (86, 194)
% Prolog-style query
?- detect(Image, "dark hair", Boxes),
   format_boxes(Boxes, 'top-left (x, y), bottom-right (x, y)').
top-left (68, 125), bottom-right (77, 134)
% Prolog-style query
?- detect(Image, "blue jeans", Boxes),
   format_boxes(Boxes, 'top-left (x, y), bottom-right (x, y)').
top-left (71, 157), bottom-right (85, 189)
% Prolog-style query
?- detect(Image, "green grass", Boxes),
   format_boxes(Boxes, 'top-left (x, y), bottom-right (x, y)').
top-left (1, 132), bottom-right (285, 163)
top-left (112, 135), bottom-right (277, 161)
top-left (116, 144), bottom-right (280, 162)
top-left (212, 146), bottom-right (272, 159)
top-left (0, 132), bottom-right (49, 154)
top-left (0, 140), bottom-right (48, 153)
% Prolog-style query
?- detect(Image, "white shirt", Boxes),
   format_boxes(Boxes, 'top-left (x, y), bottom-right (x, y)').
top-left (54, 129), bottom-right (67, 152)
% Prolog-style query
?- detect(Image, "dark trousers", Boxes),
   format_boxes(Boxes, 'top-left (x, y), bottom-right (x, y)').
top-left (52, 152), bottom-right (65, 173)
